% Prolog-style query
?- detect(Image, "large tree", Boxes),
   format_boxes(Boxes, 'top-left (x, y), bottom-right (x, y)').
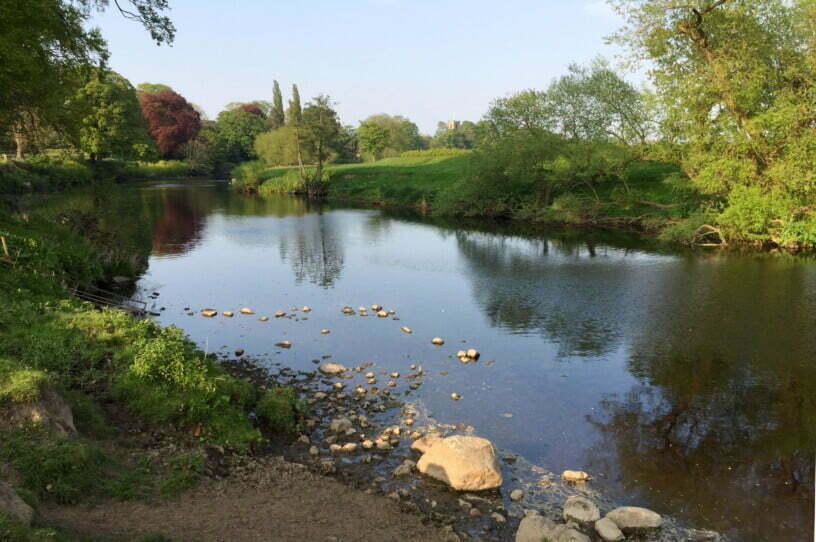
top-left (213, 108), bottom-right (267, 163)
top-left (269, 81), bottom-right (285, 129)
top-left (0, 0), bottom-right (174, 157)
top-left (300, 95), bottom-right (342, 185)
top-left (138, 88), bottom-right (201, 157)
top-left (356, 114), bottom-right (423, 160)
top-left (611, 0), bottom-right (816, 245)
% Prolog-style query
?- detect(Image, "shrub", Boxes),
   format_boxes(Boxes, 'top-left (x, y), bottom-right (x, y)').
top-left (256, 387), bottom-right (303, 433)
top-left (401, 148), bottom-right (471, 158)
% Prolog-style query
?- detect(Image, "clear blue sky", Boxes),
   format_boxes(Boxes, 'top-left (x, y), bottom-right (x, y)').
top-left (92, 0), bottom-right (626, 134)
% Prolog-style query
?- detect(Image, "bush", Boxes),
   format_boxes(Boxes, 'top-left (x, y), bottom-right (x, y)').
top-left (401, 148), bottom-right (471, 158)
top-left (256, 387), bottom-right (303, 433)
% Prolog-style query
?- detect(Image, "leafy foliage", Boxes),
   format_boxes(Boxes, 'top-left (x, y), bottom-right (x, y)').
top-left (138, 89), bottom-right (202, 157)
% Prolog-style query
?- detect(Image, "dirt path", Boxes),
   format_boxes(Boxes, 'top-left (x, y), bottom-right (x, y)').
top-left (40, 457), bottom-right (450, 542)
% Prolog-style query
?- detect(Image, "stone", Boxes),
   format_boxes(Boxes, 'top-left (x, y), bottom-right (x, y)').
top-left (411, 435), bottom-right (443, 454)
top-left (594, 518), bottom-right (625, 542)
top-left (319, 459), bottom-right (336, 474)
top-left (240, 307), bottom-right (254, 315)
top-left (342, 442), bottom-right (357, 453)
top-left (112, 275), bottom-right (132, 284)
top-left (466, 348), bottom-right (480, 359)
top-left (392, 459), bottom-right (416, 477)
top-left (375, 439), bottom-right (391, 451)
top-left (371, 304), bottom-right (382, 311)
top-left (259, 316), bottom-right (269, 322)
top-left (605, 506), bottom-right (662, 533)
top-left (510, 489), bottom-right (524, 501)
top-left (201, 308), bottom-right (218, 318)
top-left (361, 440), bottom-right (373, 449)
top-left (342, 306), bottom-right (354, 314)
top-left (329, 417), bottom-right (352, 433)
top-left (297, 435), bottom-right (310, 444)
top-left (563, 496), bottom-right (600, 523)
top-left (309, 446), bottom-right (319, 457)
top-left (0, 481), bottom-right (34, 526)
top-left (491, 512), bottom-right (506, 523)
top-left (234, 349), bottom-right (244, 357)
top-left (223, 311), bottom-right (234, 317)
top-left (319, 363), bottom-right (347, 375)
top-left (275, 340), bottom-right (292, 348)
top-left (3, 387), bottom-right (76, 437)
top-left (321, 329), bottom-right (330, 334)
top-left (390, 372), bottom-right (400, 378)
top-left (432, 337), bottom-right (445, 345)
top-left (275, 310), bottom-right (286, 318)
top-left (377, 310), bottom-right (388, 318)
top-left (416, 435), bottom-right (502, 491)
top-left (515, 511), bottom-right (590, 542)
top-left (401, 326), bottom-right (412, 334)
top-left (562, 470), bottom-right (592, 482)
top-left (450, 393), bottom-right (462, 401)
top-left (329, 444), bottom-right (342, 453)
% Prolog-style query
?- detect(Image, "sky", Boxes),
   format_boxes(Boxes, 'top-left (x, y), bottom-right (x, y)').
top-left (92, 0), bottom-right (627, 134)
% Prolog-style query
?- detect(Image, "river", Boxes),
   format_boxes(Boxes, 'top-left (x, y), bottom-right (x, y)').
top-left (39, 180), bottom-right (815, 541)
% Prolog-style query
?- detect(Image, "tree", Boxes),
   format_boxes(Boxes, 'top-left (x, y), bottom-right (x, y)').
top-left (213, 108), bottom-right (267, 162)
top-left (254, 126), bottom-right (304, 166)
top-left (138, 89), bottom-right (201, 157)
top-left (356, 122), bottom-right (390, 160)
top-left (300, 95), bottom-right (342, 185)
top-left (355, 114), bottom-right (423, 160)
top-left (431, 120), bottom-right (479, 149)
top-left (269, 81), bottom-right (285, 129)
top-left (611, 0), bottom-right (816, 245)
top-left (0, 0), bottom-right (174, 157)
top-left (287, 84), bottom-right (305, 176)
top-left (137, 82), bottom-right (173, 94)
top-left (69, 70), bottom-right (155, 161)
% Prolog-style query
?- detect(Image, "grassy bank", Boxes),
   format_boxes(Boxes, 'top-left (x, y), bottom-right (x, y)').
top-left (0, 208), bottom-right (302, 539)
top-left (241, 150), bottom-right (703, 241)
top-left (0, 156), bottom-right (199, 195)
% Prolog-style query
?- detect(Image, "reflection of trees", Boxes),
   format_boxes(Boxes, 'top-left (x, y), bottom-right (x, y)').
top-left (277, 212), bottom-right (344, 288)
top-left (151, 189), bottom-right (208, 256)
top-left (455, 231), bottom-right (659, 357)
top-left (586, 259), bottom-right (816, 541)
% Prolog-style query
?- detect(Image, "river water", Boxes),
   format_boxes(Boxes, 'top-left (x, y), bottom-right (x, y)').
top-left (42, 180), bottom-right (815, 540)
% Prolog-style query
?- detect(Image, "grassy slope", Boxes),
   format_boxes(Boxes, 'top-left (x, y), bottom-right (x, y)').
top-left (253, 154), bottom-right (700, 234)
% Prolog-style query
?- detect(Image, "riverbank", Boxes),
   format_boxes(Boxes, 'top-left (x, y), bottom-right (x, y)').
top-left (237, 152), bottom-right (706, 244)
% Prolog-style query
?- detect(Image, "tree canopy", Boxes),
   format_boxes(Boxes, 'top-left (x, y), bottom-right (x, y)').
top-left (138, 89), bottom-right (201, 157)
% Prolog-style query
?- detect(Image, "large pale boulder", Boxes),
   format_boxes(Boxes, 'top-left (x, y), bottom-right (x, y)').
top-left (595, 517), bottom-right (625, 541)
top-left (606, 506), bottom-right (662, 533)
top-left (563, 495), bottom-right (600, 523)
top-left (318, 362), bottom-right (346, 376)
top-left (0, 481), bottom-right (34, 526)
top-left (416, 435), bottom-right (502, 491)
top-left (515, 511), bottom-right (589, 542)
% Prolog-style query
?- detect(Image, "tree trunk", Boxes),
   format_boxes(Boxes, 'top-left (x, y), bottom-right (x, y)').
top-left (294, 125), bottom-right (305, 179)
top-left (13, 124), bottom-right (25, 160)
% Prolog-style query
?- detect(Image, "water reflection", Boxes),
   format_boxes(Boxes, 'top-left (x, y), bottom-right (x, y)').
top-left (277, 212), bottom-right (345, 287)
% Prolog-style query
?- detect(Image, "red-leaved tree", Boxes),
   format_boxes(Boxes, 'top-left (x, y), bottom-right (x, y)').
top-left (240, 103), bottom-right (265, 117)
top-left (138, 90), bottom-right (201, 157)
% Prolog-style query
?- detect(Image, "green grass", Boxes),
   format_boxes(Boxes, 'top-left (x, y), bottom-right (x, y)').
top-left (0, 510), bottom-right (77, 542)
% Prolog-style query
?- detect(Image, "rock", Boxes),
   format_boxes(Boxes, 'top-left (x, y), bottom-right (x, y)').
top-left (361, 440), bottom-right (373, 449)
top-left (321, 329), bottom-right (330, 334)
top-left (319, 362), bottom-right (346, 375)
top-left (319, 459), bottom-right (336, 474)
top-left (240, 307), bottom-right (254, 315)
top-left (111, 275), bottom-right (132, 284)
top-left (375, 439), bottom-right (391, 451)
top-left (341, 306), bottom-right (354, 314)
top-left (515, 511), bottom-right (590, 542)
top-left (309, 446), bottom-right (319, 457)
top-left (390, 372), bottom-right (399, 378)
top-left (387, 380), bottom-right (396, 388)
top-left (201, 308), bottom-right (218, 318)
top-left (562, 470), bottom-right (592, 482)
top-left (259, 316), bottom-right (269, 322)
top-left (563, 496), bottom-right (600, 523)
top-left (329, 444), bottom-right (342, 453)
top-left (313, 392), bottom-right (328, 400)
top-left (2, 387), bottom-right (76, 437)
top-left (416, 435), bottom-right (502, 491)
top-left (302, 306), bottom-right (311, 312)
top-left (594, 518), bottom-right (625, 542)
top-left (365, 372), bottom-right (375, 378)
top-left (234, 349), bottom-right (245, 357)
top-left (342, 442), bottom-right (357, 453)
top-left (401, 326), bottom-right (412, 334)
top-left (275, 341), bottom-right (292, 348)
top-left (377, 310), bottom-right (388, 318)
top-left (0, 481), bottom-right (34, 526)
top-left (393, 459), bottom-right (416, 477)
top-left (411, 435), bottom-right (443, 454)
top-left (510, 489), bottom-right (524, 501)
top-left (223, 311), bottom-right (234, 317)
top-left (466, 348), bottom-right (480, 359)
top-left (688, 529), bottom-right (721, 541)
top-left (275, 310), bottom-right (286, 318)
top-left (491, 512), bottom-right (506, 523)
top-left (297, 435), bottom-right (310, 444)
top-left (329, 418), bottom-right (352, 433)
top-left (450, 393), bottom-right (462, 401)
top-left (371, 304), bottom-right (382, 311)
top-left (605, 506), bottom-right (662, 533)
top-left (432, 337), bottom-right (445, 345)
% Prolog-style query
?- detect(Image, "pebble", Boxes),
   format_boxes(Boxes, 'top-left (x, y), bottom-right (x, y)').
top-left (595, 517), bottom-right (625, 541)
top-left (309, 446), bottom-right (319, 456)
top-left (450, 393), bottom-right (462, 401)
top-left (259, 316), bottom-right (269, 321)
top-left (222, 311), bottom-right (234, 317)
top-left (377, 310), bottom-right (388, 318)
top-left (392, 459), bottom-right (416, 477)
top-left (387, 380), bottom-right (396, 388)
top-left (562, 470), bottom-right (592, 483)
top-left (297, 435), bottom-right (310, 444)
top-left (365, 372), bottom-right (375, 378)
top-left (302, 306), bottom-right (311, 312)
top-left (510, 489), bottom-right (524, 501)
top-left (400, 326), bottom-right (412, 334)
top-left (275, 341), bottom-right (292, 348)
top-left (390, 372), bottom-right (399, 378)
top-left (329, 444), bottom-right (342, 453)
top-left (467, 348), bottom-right (479, 359)
top-left (432, 337), bottom-right (445, 345)
top-left (234, 349), bottom-right (244, 357)
top-left (361, 440), bottom-right (373, 449)
top-left (240, 307), bottom-right (254, 315)
top-left (342, 306), bottom-right (354, 314)
top-left (371, 304), bottom-right (382, 311)
top-left (491, 512), bottom-right (506, 523)
top-left (342, 442), bottom-right (357, 453)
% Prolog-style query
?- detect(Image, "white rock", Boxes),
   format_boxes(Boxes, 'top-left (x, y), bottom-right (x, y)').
top-left (275, 310), bottom-right (286, 317)
top-left (416, 435), bottom-right (502, 491)
top-left (201, 308), bottom-right (218, 318)
top-left (223, 310), bottom-right (234, 317)
top-left (515, 511), bottom-right (589, 542)
top-left (302, 306), bottom-right (311, 312)
top-left (377, 310), bottom-right (388, 318)
top-left (329, 417), bottom-right (352, 433)
top-left (240, 307), bottom-right (254, 314)
top-left (342, 442), bottom-right (357, 452)
top-left (562, 470), bottom-right (592, 482)
top-left (563, 496), bottom-right (600, 523)
top-left (605, 506), bottom-right (662, 533)
top-left (432, 337), bottom-right (445, 345)
top-left (595, 518), bottom-right (625, 542)
top-left (400, 326), bottom-right (412, 334)
top-left (319, 362), bottom-right (347, 375)
top-left (510, 489), bottom-right (524, 501)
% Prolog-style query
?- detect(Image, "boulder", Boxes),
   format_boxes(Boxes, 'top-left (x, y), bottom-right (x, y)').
top-left (0, 481), bottom-right (34, 526)
top-left (515, 511), bottom-right (589, 542)
top-left (239, 307), bottom-right (254, 315)
top-left (2, 387), bottom-right (76, 438)
top-left (606, 506), bottom-right (662, 533)
top-left (431, 337), bottom-right (445, 345)
top-left (201, 308), bottom-right (218, 318)
top-left (595, 518), bottom-right (625, 542)
top-left (329, 417), bottom-right (352, 433)
top-left (319, 362), bottom-right (347, 376)
top-left (563, 495), bottom-right (600, 523)
top-left (411, 435), bottom-right (443, 454)
top-left (393, 459), bottom-right (416, 477)
top-left (416, 435), bottom-right (502, 491)
top-left (562, 470), bottom-right (591, 482)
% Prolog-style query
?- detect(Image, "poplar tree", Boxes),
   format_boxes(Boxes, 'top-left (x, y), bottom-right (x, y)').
top-left (269, 80), bottom-right (285, 129)
top-left (287, 84), bottom-right (305, 177)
